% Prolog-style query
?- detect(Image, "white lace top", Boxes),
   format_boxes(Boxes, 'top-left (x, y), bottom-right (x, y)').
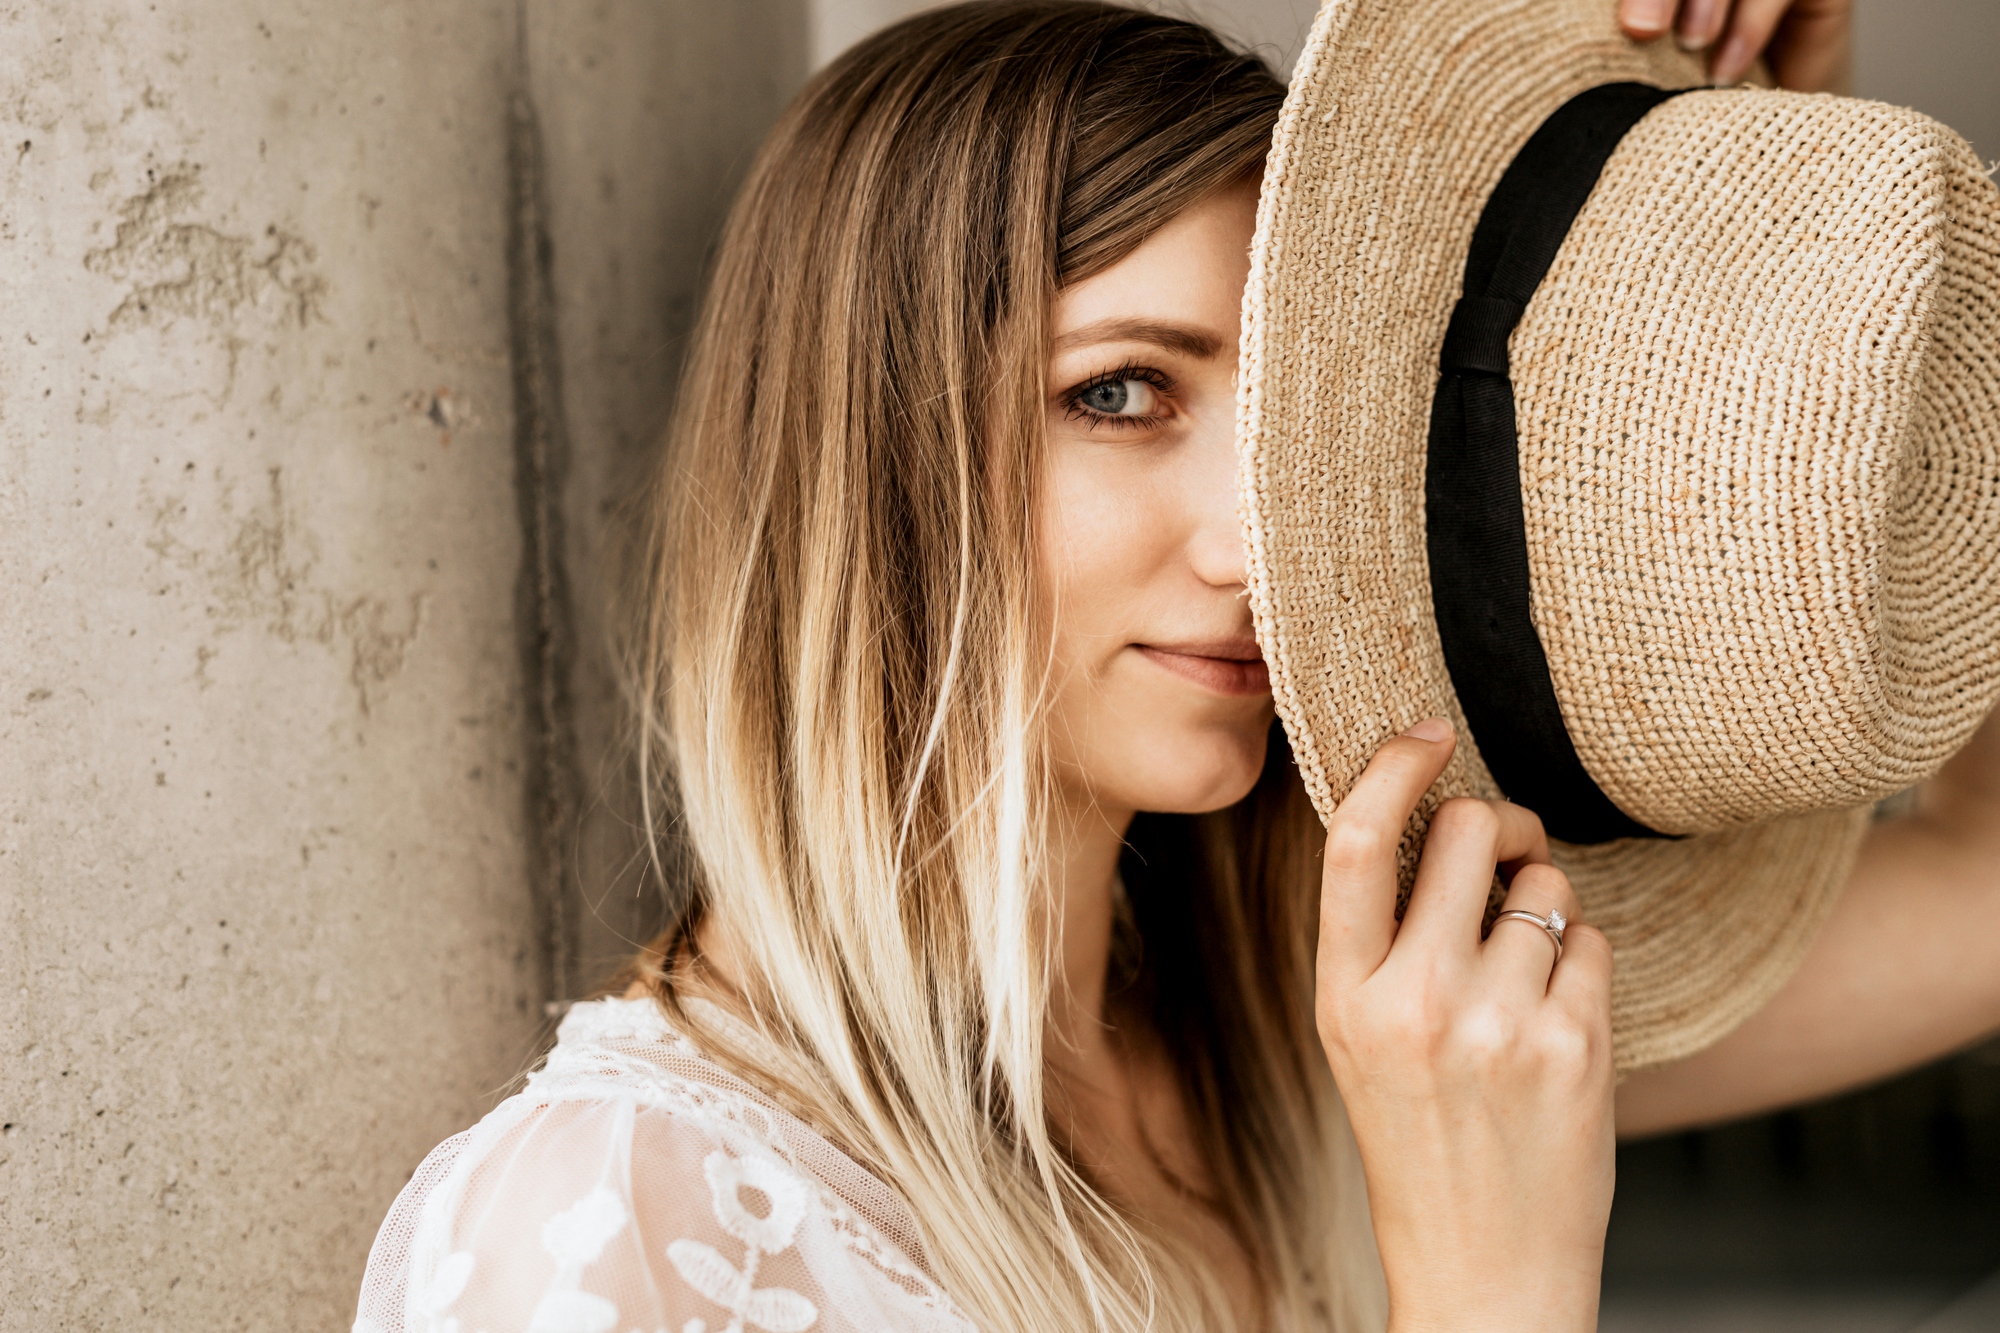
top-left (354, 997), bottom-right (975, 1333)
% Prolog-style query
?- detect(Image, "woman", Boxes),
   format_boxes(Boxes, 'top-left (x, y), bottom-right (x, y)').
top-left (356, 2), bottom-right (2000, 1331)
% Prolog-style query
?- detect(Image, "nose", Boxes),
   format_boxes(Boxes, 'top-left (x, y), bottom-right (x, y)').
top-left (1186, 414), bottom-right (1249, 591)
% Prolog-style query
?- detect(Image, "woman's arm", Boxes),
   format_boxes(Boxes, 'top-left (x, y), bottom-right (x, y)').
top-left (1617, 710), bottom-right (2000, 1137)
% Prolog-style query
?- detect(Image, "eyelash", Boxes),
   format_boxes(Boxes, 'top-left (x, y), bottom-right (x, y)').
top-left (1060, 362), bottom-right (1176, 430)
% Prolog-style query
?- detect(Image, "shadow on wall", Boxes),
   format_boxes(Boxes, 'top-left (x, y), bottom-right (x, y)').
top-left (537, 0), bottom-right (814, 997)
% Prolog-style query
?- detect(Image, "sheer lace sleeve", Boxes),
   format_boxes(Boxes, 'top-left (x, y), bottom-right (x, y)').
top-left (354, 1000), bottom-right (973, 1333)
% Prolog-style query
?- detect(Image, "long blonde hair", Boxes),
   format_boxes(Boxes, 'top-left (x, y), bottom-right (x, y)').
top-left (623, 4), bottom-right (1382, 1329)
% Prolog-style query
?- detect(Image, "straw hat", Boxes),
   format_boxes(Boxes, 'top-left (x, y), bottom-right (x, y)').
top-left (1240, 0), bottom-right (2000, 1070)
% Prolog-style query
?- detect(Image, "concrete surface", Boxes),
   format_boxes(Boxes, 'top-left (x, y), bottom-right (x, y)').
top-left (0, 5), bottom-right (534, 1326)
top-left (0, 2), bottom-right (798, 1328)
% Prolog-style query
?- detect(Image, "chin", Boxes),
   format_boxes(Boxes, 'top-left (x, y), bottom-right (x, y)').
top-left (1114, 720), bottom-right (1271, 815)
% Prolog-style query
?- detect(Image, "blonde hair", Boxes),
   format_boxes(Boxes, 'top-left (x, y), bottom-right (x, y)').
top-left (622, 4), bottom-right (1383, 1328)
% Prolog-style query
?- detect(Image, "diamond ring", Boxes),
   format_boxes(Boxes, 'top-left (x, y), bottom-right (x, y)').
top-left (1492, 907), bottom-right (1566, 963)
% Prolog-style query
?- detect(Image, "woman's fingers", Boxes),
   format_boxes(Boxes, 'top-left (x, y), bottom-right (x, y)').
top-left (1675, 0), bottom-right (1731, 51)
top-left (1546, 922), bottom-right (1615, 1032)
top-left (1484, 862), bottom-right (1584, 994)
top-left (1398, 798), bottom-right (1552, 956)
top-left (1617, 0), bottom-right (1679, 41)
top-left (1614, 0), bottom-right (1850, 94)
top-left (1759, 0), bottom-right (1852, 92)
top-left (1712, 0), bottom-right (1793, 83)
top-left (1317, 718), bottom-right (1457, 984)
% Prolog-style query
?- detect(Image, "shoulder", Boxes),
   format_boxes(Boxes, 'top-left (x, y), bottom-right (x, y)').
top-left (355, 998), bottom-right (972, 1333)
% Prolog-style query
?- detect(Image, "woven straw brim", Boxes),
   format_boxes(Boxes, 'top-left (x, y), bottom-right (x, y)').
top-left (1239, 0), bottom-right (2000, 1071)
top-left (1553, 807), bottom-right (1868, 1069)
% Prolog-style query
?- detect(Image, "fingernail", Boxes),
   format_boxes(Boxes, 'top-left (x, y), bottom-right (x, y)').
top-left (1676, 0), bottom-right (1718, 50)
top-left (1401, 717), bottom-right (1452, 743)
top-left (1619, 0), bottom-right (1674, 39)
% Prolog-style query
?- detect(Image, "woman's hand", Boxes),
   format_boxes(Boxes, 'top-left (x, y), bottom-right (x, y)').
top-left (1617, 0), bottom-right (1852, 92)
top-left (1315, 720), bottom-right (1616, 1333)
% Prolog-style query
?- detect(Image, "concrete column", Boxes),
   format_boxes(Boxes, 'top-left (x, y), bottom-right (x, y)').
top-left (0, 3), bottom-right (801, 1328)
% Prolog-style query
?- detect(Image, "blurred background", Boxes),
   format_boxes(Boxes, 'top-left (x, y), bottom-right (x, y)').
top-left (2, 2), bottom-right (1994, 1329)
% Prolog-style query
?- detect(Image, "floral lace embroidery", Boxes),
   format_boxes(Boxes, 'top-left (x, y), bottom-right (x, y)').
top-left (408, 1155), bottom-right (822, 1333)
top-left (417, 1251), bottom-right (477, 1333)
top-left (526, 1005), bottom-right (955, 1312)
top-left (356, 1000), bottom-right (971, 1333)
top-left (526, 1186), bottom-right (631, 1333)
top-left (665, 1152), bottom-right (819, 1333)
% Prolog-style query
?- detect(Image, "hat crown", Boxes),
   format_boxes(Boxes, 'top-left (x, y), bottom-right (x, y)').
top-left (1515, 90), bottom-right (2000, 833)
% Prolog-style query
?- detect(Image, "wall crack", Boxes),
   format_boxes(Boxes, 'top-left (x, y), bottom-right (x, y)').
top-left (507, 9), bottom-right (585, 1013)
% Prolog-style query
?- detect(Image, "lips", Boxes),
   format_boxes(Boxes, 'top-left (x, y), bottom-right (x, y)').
top-left (1133, 642), bottom-right (1271, 697)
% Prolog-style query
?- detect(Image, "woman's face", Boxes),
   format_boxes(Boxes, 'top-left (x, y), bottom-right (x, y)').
top-left (1038, 180), bottom-right (1273, 819)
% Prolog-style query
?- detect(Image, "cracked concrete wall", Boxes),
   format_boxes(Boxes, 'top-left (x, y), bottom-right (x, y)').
top-left (0, 2), bottom-right (801, 1328)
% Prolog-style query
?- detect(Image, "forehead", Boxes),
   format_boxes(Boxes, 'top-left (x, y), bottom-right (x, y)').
top-left (1049, 182), bottom-right (1261, 346)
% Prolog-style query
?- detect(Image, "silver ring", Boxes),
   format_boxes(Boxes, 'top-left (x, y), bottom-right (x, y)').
top-left (1492, 908), bottom-right (1566, 963)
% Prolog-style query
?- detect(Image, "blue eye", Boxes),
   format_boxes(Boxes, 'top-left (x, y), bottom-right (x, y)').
top-left (1076, 378), bottom-right (1160, 417)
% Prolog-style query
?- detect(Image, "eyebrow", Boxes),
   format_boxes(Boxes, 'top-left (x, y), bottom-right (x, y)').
top-left (1051, 318), bottom-right (1226, 360)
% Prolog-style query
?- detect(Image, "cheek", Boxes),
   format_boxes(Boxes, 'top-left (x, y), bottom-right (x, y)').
top-left (1036, 449), bottom-right (1160, 635)
top-left (1035, 450), bottom-right (1273, 815)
